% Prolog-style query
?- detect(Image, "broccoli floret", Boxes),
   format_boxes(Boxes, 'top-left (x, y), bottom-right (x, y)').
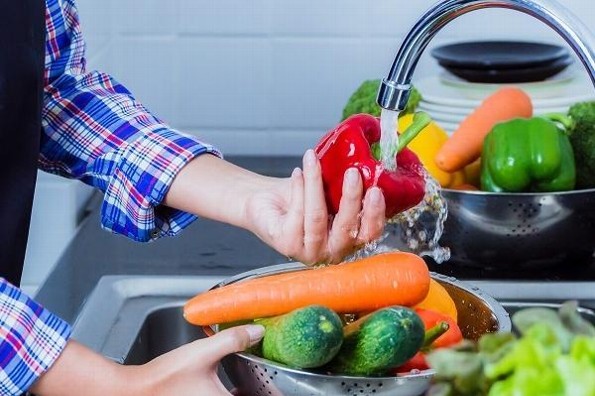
top-left (568, 101), bottom-right (595, 189)
top-left (341, 79), bottom-right (422, 121)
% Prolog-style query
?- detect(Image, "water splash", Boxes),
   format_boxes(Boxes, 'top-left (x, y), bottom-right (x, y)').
top-left (379, 109), bottom-right (400, 171)
top-left (347, 170), bottom-right (451, 264)
top-left (386, 171), bottom-right (451, 263)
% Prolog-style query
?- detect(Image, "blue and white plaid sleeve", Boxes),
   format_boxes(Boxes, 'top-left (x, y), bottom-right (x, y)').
top-left (0, 279), bottom-right (71, 395)
top-left (42, 0), bottom-right (221, 242)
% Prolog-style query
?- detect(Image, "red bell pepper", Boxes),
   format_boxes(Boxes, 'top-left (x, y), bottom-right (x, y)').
top-left (314, 113), bottom-right (430, 218)
top-left (396, 308), bottom-right (463, 373)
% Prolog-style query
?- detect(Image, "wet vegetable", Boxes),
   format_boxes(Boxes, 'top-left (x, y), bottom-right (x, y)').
top-left (258, 305), bottom-right (344, 369)
top-left (326, 306), bottom-right (425, 376)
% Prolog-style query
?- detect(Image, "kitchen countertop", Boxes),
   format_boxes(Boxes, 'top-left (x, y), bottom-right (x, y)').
top-left (35, 156), bottom-right (303, 324)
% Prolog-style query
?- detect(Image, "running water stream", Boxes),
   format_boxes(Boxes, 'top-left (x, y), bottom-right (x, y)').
top-left (379, 109), bottom-right (400, 171)
top-left (347, 109), bottom-right (451, 264)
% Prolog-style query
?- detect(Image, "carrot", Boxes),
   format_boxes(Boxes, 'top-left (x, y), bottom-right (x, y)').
top-left (183, 252), bottom-right (430, 326)
top-left (435, 87), bottom-right (533, 172)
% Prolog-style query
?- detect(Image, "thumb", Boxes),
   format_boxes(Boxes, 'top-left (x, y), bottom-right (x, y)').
top-left (202, 324), bottom-right (265, 365)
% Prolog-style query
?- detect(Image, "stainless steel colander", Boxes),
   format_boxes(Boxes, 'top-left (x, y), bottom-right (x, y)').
top-left (440, 188), bottom-right (595, 269)
top-left (203, 263), bottom-right (511, 396)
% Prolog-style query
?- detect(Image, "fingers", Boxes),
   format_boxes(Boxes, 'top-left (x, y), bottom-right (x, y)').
top-left (356, 187), bottom-right (386, 245)
top-left (283, 167), bottom-right (305, 257)
top-left (199, 325), bottom-right (265, 366)
top-left (327, 168), bottom-right (364, 262)
top-left (302, 150), bottom-right (329, 263)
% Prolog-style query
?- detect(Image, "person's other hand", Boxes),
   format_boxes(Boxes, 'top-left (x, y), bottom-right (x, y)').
top-left (245, 149), bottom-right (386, 264)
top-left (131, 324), bottom-right (264, 395)
top-left (30, 325), bottom-right (264, 396)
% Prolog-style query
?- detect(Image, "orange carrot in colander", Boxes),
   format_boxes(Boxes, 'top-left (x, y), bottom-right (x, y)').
top-left (183, 252), bottom-right (430, 326)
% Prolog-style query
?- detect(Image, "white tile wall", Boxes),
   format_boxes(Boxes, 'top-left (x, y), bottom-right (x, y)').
top-left (75, 0), bottom-right (594, 155)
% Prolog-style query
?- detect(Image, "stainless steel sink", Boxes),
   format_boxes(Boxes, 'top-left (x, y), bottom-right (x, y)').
top-left (72, 276), bottom-right (223, 363)
top-left (72, 276), bottom-right (595, 389)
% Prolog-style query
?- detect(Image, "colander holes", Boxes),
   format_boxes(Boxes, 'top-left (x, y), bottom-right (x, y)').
top-left (264, 368), bottom-right (268, 372)
top-left (274, 371), bottom-right (278, 375)
top-left (366, 383), bottom-right (371, 387)
top-left (269, 376), bottom-right (274, 380)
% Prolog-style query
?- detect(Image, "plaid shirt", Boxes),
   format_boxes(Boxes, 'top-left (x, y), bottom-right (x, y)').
top-left (1, 0), bottom-right (220, 393)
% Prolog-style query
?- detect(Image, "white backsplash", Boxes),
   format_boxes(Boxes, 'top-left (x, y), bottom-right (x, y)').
top-left (75, 0), bottom-right (595, 155)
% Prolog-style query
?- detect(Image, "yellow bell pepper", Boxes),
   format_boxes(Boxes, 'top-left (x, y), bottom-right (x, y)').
top-left (398, 114), bottom-right (466, 188)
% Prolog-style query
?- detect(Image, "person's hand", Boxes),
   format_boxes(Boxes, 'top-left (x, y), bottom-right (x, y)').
top-left (131, 324), bottom-right (264, 395)
top-left (165, 151), bottom-right (386, 265)
top-left (244, 149), bottom-right (386, 264)
top-left (30, 324), bottom-right (265, 396)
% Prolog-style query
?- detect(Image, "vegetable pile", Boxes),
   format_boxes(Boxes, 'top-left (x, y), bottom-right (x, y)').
top-left (184, 252), bottom-right (466, 377)
top-left (342, 80), bottom-right (595, 192)
top-left (426, 301), bottom-right (595, 396)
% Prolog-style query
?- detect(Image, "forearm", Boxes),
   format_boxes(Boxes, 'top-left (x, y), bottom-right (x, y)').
top-left (30, 341), bottom-right (136, 396)
top-left (164, 154), bottom-right (275, 231)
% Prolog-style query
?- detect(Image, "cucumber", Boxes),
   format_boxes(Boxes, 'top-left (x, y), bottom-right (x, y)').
top-left (327, 306), bottom-right (425, 376)
top-left (257, 305), bottom-right (344, 369)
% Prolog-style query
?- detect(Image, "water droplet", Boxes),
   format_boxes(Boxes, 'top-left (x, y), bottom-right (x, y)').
top-left (343, 161), bottom-right (452, 264)
top-left (384, 171), bottom-right (451, 263)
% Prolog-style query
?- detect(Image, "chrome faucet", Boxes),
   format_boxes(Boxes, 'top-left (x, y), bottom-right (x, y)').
top-left (377, 0), bottom-right (595, 112)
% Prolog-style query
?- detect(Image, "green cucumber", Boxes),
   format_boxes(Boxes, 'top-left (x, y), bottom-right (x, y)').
top-left (327, 306), bottom-right (425, 376)
top-left (257, 305), bottom-right (344, 369)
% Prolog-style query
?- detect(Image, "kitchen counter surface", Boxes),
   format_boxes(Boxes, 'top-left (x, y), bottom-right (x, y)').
top-left (35, 156), bottom-right (302, 324)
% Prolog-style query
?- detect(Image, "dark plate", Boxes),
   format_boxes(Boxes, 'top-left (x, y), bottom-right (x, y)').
top-left (432, 41), bottom-right (569, 70)
top-left (445, 55), bottom-right (573, 83)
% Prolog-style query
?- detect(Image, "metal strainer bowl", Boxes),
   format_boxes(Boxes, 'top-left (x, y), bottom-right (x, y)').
top-left (203, 263), bottom-right (511, 396)
top-left (440, 188), bottom-right (595, 269)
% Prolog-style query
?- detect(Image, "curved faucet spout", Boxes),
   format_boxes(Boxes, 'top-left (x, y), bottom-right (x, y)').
top-left (377, 0), bottom-right (595, 112)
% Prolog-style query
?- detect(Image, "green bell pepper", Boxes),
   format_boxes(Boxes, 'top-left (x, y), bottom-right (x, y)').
top-left (481, 117), bottom-right (576, 192)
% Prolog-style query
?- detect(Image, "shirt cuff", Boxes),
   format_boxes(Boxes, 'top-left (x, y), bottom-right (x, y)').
top-left (0, 279), bottom-right (71, 395)
top-left (100, 125), bottom-right (222, 242)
